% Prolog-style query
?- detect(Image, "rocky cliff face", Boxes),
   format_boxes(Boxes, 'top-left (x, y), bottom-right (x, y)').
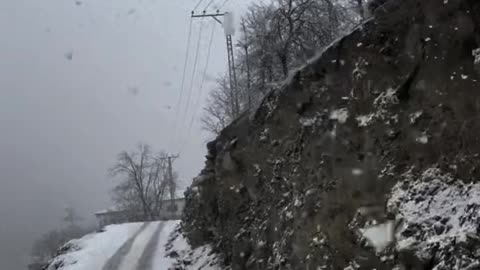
top-left (182, 0), bottom-right (480, 269)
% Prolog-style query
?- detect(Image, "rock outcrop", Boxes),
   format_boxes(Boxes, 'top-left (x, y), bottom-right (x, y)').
top-left (182, 0), bottom-right (480, 269)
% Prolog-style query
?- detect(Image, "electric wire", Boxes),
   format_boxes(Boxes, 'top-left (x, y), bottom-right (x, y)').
top-left (181, 21), bottom-right (216, 153)
top-left (175, 18), bottom-right (205, 152)
top-left (168, 17), bottom-right (194, 151)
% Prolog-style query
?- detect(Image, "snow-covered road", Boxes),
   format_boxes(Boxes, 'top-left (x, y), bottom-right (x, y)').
top-left (45, 220), bottom-right (220, 270)
top-left (102, 222), bottom-right (173, 270)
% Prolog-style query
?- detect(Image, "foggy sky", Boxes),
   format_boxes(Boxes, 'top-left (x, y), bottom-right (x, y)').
top-left (0, 0), bottom-right (252, 269)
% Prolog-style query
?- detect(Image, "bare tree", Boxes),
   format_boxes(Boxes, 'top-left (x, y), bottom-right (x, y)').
top-left (110, 144), bottom-right (176, 220)
top-left (201, 77), bottom-right (235, 135)
top-left (202, 0), bottom-right (359, 135)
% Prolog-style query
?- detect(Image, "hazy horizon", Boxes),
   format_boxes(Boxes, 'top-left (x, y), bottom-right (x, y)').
top-left (0, 0), bottom-right (254, 268)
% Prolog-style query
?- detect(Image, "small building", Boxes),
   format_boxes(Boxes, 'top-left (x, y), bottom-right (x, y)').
top-left (95, 198), bottom-right (185, 228)
top-left (158, 197), bottom-right (185, 220)
top-left (94, 206), bottom-right (132, 228)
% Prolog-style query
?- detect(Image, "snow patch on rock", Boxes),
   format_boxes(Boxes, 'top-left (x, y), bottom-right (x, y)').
top-left (410, 111), bottom-right (423, 124)
top-left (356, 114), bottom-right (375, 127)
top-left (299, 116), bottom-right (317, 127)
top-left (472, 48), bottom-right (480, 65)
top-left (166, 224), bottom-right (221, 270)
top-left (359, 221), bottom-right (395, 253)
top-left (388, 168), bottom-right (480, 269)
top-left (330, 108), bottom-right (349, 124)
top-left (416, 133), bottom-right (429, 144)
top-left (374, 88), bottom-right (399, 109)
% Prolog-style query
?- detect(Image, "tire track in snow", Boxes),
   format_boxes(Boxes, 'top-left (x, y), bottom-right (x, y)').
top-left (135, 222), bottom-right (165, 270)
top-left (101, 222), bottom-right (150, 270)
top-left (116, 222), bottom-right (160, 270)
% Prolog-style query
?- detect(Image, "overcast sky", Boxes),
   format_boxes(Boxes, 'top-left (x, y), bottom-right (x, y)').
top-left (0, 0), bottom-right (253, 268)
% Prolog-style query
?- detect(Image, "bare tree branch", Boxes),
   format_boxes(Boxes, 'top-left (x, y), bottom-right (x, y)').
top-left (110, 144), bottom-right (176, 221)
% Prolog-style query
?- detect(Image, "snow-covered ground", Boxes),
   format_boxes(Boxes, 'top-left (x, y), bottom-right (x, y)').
top-left (165, 225), bottom-right (221, 270)
top-left (45, 222), bottom-right (144, 270)
top-left (44, 220), bottom-right (221, 270)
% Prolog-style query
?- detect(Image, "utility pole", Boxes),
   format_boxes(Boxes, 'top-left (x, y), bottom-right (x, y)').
top-left (226, 33), bottom-right (240, 116)
top-left (240, 18), bottom-right (251, 110)
top-left (158, 154), bottom-right (179, 200)
top-left (191, 10), bottom-right (239, 117)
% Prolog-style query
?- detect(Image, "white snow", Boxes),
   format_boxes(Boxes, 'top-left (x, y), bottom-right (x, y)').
top-left (374, 88), bottom-right (398, 108)
top-left (259, 128), bottom-right (269, 141)
top-left (415, 133), bottom-right (429, 144)
top-left (409, 111), bottom-right (423, 124)
top-left (166, 224), bottom-right (221, 270)
top-left (299, 116), bottom-right (317, 127)
top-left (330, 124), bottom-right (337, 138)
top-left (473, 48), bottom-right (480, 65)
top-left (46, 223), bottom-right (144, 270)
top-left (359, 221), bottom-right (395, 252)
top-left (370, 88), bottom-right (399, 121)
top-left (343, 261), bottom-right (360, 270)
top-left (356, 114), bottom-right (375, 127)
top-left (45, 221), bottom-right (220, 270)
top-left (116, 222), bottom-right (159, 270)
top-left (151, 221), bottom-right (178, 267)
top-left (294, 198), bottom-right (302, 207)
top-left (388, 168), bottom-right (480, 251)
top-left (330, 108), bottom-right (349, 123)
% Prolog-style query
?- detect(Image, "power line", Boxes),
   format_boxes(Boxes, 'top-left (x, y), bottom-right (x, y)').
top-left (169, 17), bottom-right (193, 151)
top-left (220, 0), bottom-right (231, 9)
top-left (204, 0), bottom-right (216, 10)
top-left (182, 21), bottom-right (216, 152)
top-left (189, 11), bottom-right (239, 122)
top-left (176, 18), bottom-right (205, 151)
top-left (193, 0), bottom-right (205, 11)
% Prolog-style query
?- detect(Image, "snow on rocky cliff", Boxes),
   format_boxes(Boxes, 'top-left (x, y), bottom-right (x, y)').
top-left (388, 168), bottom-right (480, 270)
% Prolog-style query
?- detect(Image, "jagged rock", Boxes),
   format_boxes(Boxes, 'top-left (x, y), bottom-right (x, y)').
top-left (182, 0), bottom-right (480, 269)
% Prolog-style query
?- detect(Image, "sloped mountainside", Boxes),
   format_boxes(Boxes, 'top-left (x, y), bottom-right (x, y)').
top-left (182, 0), bottom-right (480, 269)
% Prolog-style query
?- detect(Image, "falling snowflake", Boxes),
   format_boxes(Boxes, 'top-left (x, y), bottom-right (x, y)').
top-left (64, 50), bottom-right (74, 60)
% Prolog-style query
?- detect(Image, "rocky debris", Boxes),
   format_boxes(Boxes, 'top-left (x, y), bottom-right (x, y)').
top-left (182, 0), bottom-right (480, 269)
